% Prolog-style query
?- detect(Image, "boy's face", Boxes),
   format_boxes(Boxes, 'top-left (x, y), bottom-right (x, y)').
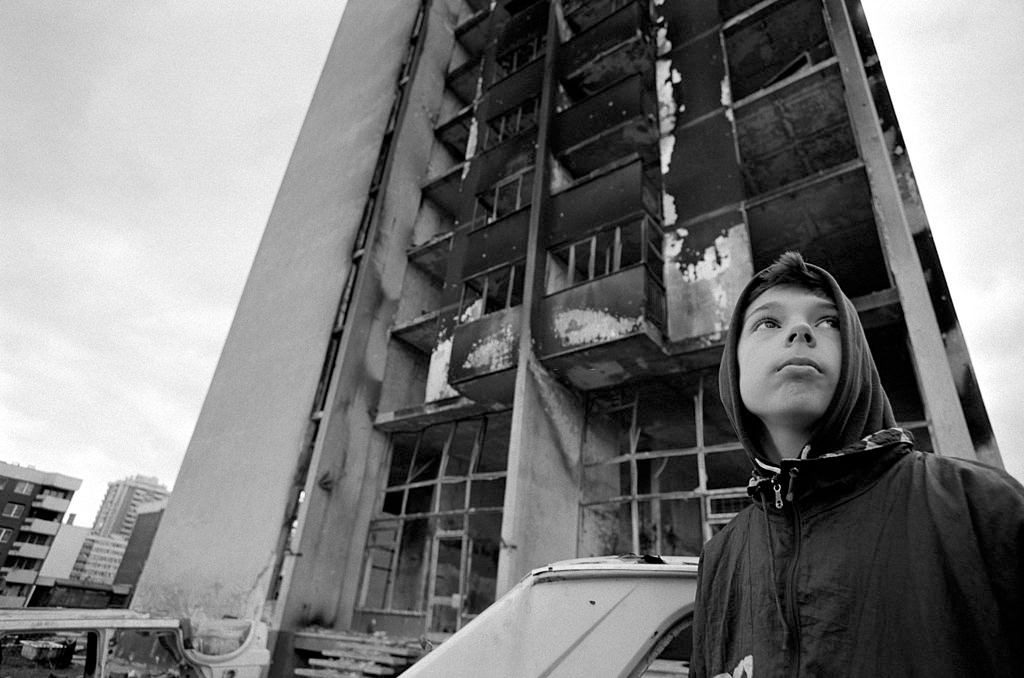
top-left (737, 285), bottom-right (841, 437)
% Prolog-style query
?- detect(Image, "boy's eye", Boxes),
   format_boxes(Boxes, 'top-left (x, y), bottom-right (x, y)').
top-left (750, 317), bottom-right (780, 331)
top-left (816, 316), bottom-right (839, 329)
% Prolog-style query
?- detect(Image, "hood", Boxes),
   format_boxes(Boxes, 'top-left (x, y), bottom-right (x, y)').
top-left (718, 261), bottom-right (895, 468)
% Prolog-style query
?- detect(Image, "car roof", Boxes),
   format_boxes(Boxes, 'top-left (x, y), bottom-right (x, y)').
top-left (530, 554), bottom-right (700, 580)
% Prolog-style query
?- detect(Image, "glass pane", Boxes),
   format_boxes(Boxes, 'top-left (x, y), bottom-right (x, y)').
top-left (439, 481), bottom-right (467, 512)
top-left (580, 503), bottom-right (633, 556)
top-left (406, 485), bottom-right (435, 514)
top-left (392, 518), bottom-right (431, 610)
top-left (477, 411), bottom-right (512, 472)
top-left (469, 478), bottom-right (506, 508)
top-left (411, 424), bottom-right (450, 482)
top-left (705, 449), bottom-right (750, 489)
top-left (388, 432), bottom-right (417, 486)
top-left (652, 454), bottom-right (700, 493)
top-left (446, 420), bottom-right (480, 477)
top-left (640, 498), bottom-right (703, 556)
top-left (582, 460), bottom-right (630, 502)
top-left (467, 513), bottom-right (502, 614)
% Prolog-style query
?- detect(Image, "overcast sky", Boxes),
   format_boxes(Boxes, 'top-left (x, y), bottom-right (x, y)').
top-left (2, 1), bottom-right (1023, 526)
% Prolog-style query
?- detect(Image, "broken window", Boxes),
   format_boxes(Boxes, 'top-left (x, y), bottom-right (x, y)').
top-left (494, 31), bottom-right (546, 79)
top-left (580, 370), bottom-right (750, 556)
top-left (459, 260), bottom-right (526, 321)
top-left (358, 412), bottom-right (509, 631)
top-left (475, 169), bottom-right (534, 224)
top-left (545, 216), bottom-right (660, 294)
top-left (723, 0), bottom-right (834, 101)
top-left (484, 97), bottom-right (540, 149)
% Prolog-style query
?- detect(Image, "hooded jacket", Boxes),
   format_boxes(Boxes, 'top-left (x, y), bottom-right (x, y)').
top-left (690, 262), bottom-right (1024, 677)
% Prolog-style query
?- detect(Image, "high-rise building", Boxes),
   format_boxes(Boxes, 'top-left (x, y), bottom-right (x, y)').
top-left (91, 475), bottom-right (169, 540)
top-left (135, 1), bottom-right (1001, 672)
top-left (70, 534), bottom-right (129, 586)
top-left (0, 461), bottom-right (80, 607)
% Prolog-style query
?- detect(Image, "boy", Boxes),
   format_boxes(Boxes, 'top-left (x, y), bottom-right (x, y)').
top-left (691, 252), bottom-right (1024, 677)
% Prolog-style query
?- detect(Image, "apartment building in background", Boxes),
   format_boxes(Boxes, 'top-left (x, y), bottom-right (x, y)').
top-left (0, 462), bottom-right (80, 607)
top-left (70, 534), bottom-right (129, 585)
top-left (92, 475), bottom-right (170, 541)
top-left (134, 1), bottom-right (1001, 673)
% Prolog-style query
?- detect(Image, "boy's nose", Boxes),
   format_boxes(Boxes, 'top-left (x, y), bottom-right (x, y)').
top-left (787, 322), bottom-right (816, 346)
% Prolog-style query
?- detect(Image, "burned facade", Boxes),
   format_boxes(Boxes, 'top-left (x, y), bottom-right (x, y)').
top-left (134, 0), bottom-right (1001, 673)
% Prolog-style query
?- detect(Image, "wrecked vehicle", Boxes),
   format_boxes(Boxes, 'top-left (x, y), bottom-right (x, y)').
top-left (403, 555), bottom-right (698, 677)
top-left (0, 609), bottom-right (269, 678)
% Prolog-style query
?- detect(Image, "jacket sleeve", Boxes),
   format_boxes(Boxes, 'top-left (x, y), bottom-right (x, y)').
top-left (961, 461), bottom-right (1024, 643)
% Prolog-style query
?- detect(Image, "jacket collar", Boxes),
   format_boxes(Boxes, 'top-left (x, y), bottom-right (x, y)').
top-left (748, 428), bottom-right (914, 509)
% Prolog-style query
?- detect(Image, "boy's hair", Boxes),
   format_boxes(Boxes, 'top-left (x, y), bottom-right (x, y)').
top-left (746, 251), bottom-right (833, 303)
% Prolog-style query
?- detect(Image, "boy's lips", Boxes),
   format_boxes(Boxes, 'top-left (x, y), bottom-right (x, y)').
top-left (778, 357), bottom-right (822, 372)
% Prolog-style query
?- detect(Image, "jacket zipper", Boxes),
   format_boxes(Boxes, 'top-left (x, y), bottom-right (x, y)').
top-left (784, 467), bottom-right (802, 677)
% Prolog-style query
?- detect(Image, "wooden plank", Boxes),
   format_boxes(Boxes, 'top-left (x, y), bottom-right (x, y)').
top-left (294, 668), bottom-right (362, 678)
top-left (313, 649), bottom-right (403, 666)
top-left (308, 658), bottom-right (396, 676)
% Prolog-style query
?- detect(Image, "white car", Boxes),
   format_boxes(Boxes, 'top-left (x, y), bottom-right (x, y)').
top-left (403, 554), bottom-right (698, 677)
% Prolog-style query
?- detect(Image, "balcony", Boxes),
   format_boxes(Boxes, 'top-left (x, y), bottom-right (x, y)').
top-left (446, 58), bottom-right (483, 106)
top-left (435, 106), bottom-right (475, 161)
top-left (4, 569), bottom-right (38, 585)
top-left (32, 494), bottom-right (71, 513)
top-left (392, 309), bottom-right (445, 355)
top-left (546, 157), bottom-right (658, 247)
top-left (536, 265), bottom-right (665, 390)
top-left (558, 2), bottom-right (653, 99)
top-left (463, 208), bottom-right (530, 279)
top-left (408, 231), bottom-right (454, 285)
top-left (21, 518), bottom-right (60, 536)
top-left (552, 74), bottom-right (658, 178)
top-left (8, 542), bottom-right (49, 560)
top-left (448, 306), bottom-right (522, 404)
top-left (421, 164), bottom-right (466, 220)
top-left (455, 9), bottom-right (490, 58)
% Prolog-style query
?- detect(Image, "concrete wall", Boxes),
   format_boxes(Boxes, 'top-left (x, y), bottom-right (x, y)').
top-left (133, 1), bottom-right (416, 620)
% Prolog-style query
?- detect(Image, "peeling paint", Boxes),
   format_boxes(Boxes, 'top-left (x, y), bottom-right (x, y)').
top-left (553, 309), bottom-right (642, 347)
top-left (655, 24), bottom-right (672, 58)
top-left (663, 227), bottom-right (689, 259)
top-left (659, 135), bottom-right (675, 177)
top-left (459, 298), bottom-right (483, 323)
top-left (662, 192), bottom-right (678, 229)
top-left (720, 76), bottom-right (732, 107)
top-left (462, 323), bottom-right (515, 372)
top-left (466, 116), bottom-right (479, 160)
top-left (680, 233), bottom-right (735, 283)
top-left (427, 337), bottom-right (457, 401)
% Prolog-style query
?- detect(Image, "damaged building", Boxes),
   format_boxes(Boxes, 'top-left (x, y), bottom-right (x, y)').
top-left (133, 0), bottom-right (1002, 673)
